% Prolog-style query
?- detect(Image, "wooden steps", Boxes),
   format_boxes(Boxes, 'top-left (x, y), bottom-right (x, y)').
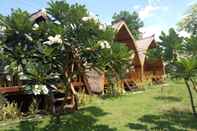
top-left (50, 87), bottom-right (77, 114)
top-left (124, 80), bottom-right (138, 91)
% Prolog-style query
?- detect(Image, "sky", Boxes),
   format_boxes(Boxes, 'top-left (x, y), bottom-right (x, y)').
top-left (0, 0), bottom-right (197, 39)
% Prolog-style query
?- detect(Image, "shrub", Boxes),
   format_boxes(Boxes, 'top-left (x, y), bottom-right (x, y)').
top-left (28, 98), bottom-right (38, 115)
top-left (0, 102), bottom-right (21, 121)
top-left (105, 82), bottom-right (125, 96)
top-left (77, 89), bottom-right (92, 106)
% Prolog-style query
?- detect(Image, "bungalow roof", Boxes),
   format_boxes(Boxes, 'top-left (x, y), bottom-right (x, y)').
top-left (135, 35), bottom-right (155, 66)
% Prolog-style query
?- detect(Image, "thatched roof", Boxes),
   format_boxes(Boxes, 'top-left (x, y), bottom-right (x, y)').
top-left (112, 20), bottom-right (137, 50)
top-left (85, 69), bottom-right (104, 93)
top-left (135, 35), bottom-right (155, 66)
top-left (30, 9), bottom-right (48, 22)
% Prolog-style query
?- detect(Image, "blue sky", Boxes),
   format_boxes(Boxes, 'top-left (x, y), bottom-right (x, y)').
top-left (0, 0), bottom-right (197, 39)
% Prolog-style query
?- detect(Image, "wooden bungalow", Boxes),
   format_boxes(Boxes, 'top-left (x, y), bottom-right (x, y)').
top-left (135, 36), bottom-right (165, 82)
top-left (112, 20), bottom-right (165, 87)
top-left (112, 20), bottom-right (143, 84)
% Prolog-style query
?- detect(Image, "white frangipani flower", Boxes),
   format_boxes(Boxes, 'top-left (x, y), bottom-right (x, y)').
top-left (99, 24), bottom-right (106, 31)
top-left (33, 85), bottom-right (42, 95)
top-left (44, 34), bottom-right (63, 45)
top-left (32, 85), bottom-right (49, 95)
top-left (6, 75), bottom-right (11, 81)
top-left (98, 40), bottom-right (111, 49)
top-left (82, 16), bottom-right (94, 22)
top-left (32, 23), bottom-right (39, 30)
top-left (86, 47), bottom-right (91, 50)
top-left (100, 42), bottom-right (105, 49)
top-left (82, 12), bottom-right (99, 23)
top-left (54, 20), bottom-right (61, 25)
top-left (82, 12), bottom-right (107, 31)
top-left (42, 85), bottom-right (49, 94)
top-left (0, 26), bottom-right (6, 32)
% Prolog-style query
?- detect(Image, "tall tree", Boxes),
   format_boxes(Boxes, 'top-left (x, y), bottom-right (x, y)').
top-left (112, 11), bottom-right (144, 39)
top-left (148, 28), bottom-right (197, 117)
top-left (178, 4), bottom-right (197, 36)
top-left (159, 28), bottom-right (183, 65)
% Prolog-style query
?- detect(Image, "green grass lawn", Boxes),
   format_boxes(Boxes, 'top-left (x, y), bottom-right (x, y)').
top-left (1, 80), bottom-right (197, 131)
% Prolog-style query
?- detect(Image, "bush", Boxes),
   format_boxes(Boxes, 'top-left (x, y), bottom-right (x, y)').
top-left (0, 102), bottom-right (21, 121)
top-left (105, 82), bottom-right (125, 96)
top-left (77, 89), bottom-right (92, 106)
top-left (28, 98), bottom-right (38, 115)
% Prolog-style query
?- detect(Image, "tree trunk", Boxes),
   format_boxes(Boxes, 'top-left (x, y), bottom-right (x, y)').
top-left (190, 78), bottom-right (197, 93)
top-left (185, 79), bottom-right (197, 117)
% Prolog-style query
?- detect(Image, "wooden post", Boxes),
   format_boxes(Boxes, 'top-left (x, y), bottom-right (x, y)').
top-left (140, 64), bottom-right (144, 82)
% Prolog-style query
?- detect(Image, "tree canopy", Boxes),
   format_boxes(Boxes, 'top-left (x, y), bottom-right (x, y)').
top-left (0, 0), bottom-right (132, 95)
top-left (147, 28), bottom-right (183, 66)
top-left (147, 25), bottom-right (197, 116)
top-left (178, 3), bottom-right (197, 36)
top-left (112, 11), bottom-right (144, 40)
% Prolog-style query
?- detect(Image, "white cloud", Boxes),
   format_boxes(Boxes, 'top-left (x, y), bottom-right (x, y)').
top-left (138, 0), bottom-right (168, 20)
top-left (187, 0), bottom-right (197, 6)
top-left (138, 5), bottom-right (160, 19)
top-left (140, 26), bottom-right (191, 41)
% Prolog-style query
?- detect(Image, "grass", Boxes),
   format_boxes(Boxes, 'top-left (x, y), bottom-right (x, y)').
top-left (1, 80), bottom-right (197, 131)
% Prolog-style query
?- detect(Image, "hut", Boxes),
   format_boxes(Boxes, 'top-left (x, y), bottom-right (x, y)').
top-left (112, 20), bottom-right (165, 87)
top-left (112, 20), bottom-right (143, 84)
top-left (30, 9), bottom-right (48, 23)
top-left (135, 36), bottom-right (165, 82)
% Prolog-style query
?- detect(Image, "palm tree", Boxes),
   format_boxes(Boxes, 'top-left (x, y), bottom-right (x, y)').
top-left (172, 57), bottom-right (197, 116)
top-left (154, 28), bottom-right (197, 117)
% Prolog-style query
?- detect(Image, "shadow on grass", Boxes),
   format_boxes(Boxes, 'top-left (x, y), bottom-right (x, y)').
top-left (6, 106), bottom-right (116, 131)
top-left (127, 110), bottom-right (197, 130)
top-left (154, 96), bottom-right (182, 102)
top-left (127, 123), bottom-right (148, 130)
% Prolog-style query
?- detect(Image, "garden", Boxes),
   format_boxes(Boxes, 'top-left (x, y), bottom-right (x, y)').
top-left (0, 0), bottom-right (197, 131)
top-left (1, 80), bottom-right (197, 131)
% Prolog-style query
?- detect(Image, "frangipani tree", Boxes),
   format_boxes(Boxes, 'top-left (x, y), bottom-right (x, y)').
top-left (41, 0), bottom-right (132, 97)
top-left (0, 0), bottom-right (132, 102)
top-left (0, 9), bottom-right (37, 86)
top-left (178, 3), bottom-right (197, 36)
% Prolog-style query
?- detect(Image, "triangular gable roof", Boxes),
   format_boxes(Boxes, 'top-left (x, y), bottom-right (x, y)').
top-left (30, 9), bottom-right (48, 21)
top-left (135, 35), bottom-right (155, 66)
top-left (112, 20), bottom-right (137, 51)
